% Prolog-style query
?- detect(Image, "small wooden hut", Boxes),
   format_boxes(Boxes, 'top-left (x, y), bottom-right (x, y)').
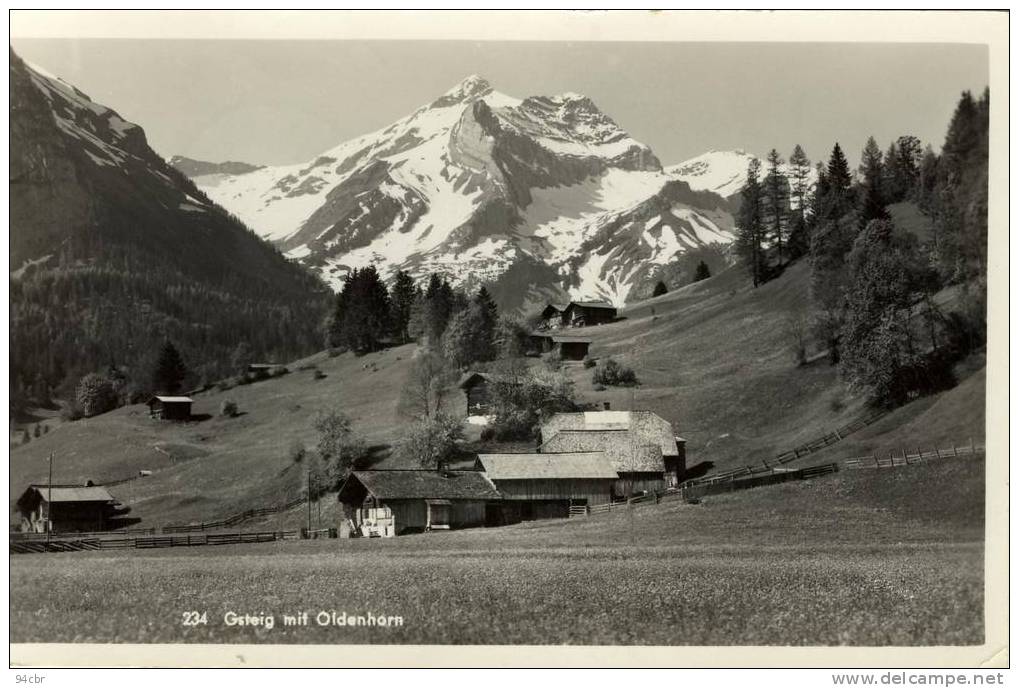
top-left (146, 395), bottom-right (193, 421)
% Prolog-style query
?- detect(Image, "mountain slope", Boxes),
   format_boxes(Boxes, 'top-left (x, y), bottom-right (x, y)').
top-left (179, 76), bottom-right (737, 309)
top-left (9, 50), bottom-right (330, 397)
top-left (8, 259), bottom-right (985, 529)
top-left (667, 149), bottom-right (818, 201)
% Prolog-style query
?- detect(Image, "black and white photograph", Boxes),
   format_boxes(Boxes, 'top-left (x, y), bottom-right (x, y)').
top-left (7, 9), bottom-right (1008, 669)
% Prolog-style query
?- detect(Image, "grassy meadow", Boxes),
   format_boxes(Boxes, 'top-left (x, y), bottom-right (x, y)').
top-left (10, 454), bottom-right (984, 645)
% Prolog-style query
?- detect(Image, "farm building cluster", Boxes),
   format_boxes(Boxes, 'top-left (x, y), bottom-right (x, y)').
top-left (339, 410), bottom-right (686, 537)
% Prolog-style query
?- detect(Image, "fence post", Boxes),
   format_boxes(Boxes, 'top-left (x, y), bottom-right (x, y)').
top-left (970, 437), bottom-right (975, 454)
top-left (953, 443), bottom-right (958, 457)
top-left (915, 448), bottom-right (922, 464)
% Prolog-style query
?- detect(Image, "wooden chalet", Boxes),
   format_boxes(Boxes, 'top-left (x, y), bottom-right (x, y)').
top-left (526, 333), bottom-right (592, 360)
top-left (146, 395), bottom-right (193, 421)
top-left (560, 301), bottom-right (617, 328)
top-left (475, 452), bottom-right (616, 521)
top-left (337, 470), bottom-right (502, 535)
top-left (540, 411), bottom-right (686, 495)
top-left (15, 483), bottom-right (125, 533)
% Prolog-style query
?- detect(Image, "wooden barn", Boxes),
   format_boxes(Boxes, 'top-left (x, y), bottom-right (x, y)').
top-left (540, 411), bottom-right (686, 495)
top-left (561, 301), bottom-right (617, 328)
top-left (337, 470), bottom-right (502, 535)
top-left (15, 483), bottom-right (123, 533)
top-left (475, 452), bottom-right (616, 522)
top-left (526, 333), bottom-right (592, 360)
top-left (146, 395), bottom-right (193, 421)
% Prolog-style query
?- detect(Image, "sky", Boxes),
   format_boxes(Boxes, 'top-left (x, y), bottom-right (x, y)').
top-left (10, 38), bottom-right (989, 169)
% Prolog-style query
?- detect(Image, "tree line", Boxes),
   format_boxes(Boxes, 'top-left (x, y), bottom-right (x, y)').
top-left (735, 88), bottom-right (989, 407)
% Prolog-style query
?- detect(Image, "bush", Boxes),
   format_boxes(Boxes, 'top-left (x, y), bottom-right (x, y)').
top-left (220, 399), bottom-right (239, 417)
top-left (75, 372), bottom-right (119, 418)
top-left (592, 358), bottom-right (639, 387)
top-left (289, 440), bottom-right (306, 464)
top-left (217, 379), bottom-right (234, 392)
top-left (61, 403), bottom-right (84, 422)
top-left (593, 384), bottom-right (606, 392)
top-left (394, 412), bottom-right (464, 469)
top-left (273, 366), bottom-right (290, 377)
top-left (582, 356), bottom-right (596, 369)
top-left (313, 369), bottom-right (327, 380)
top-left (479, 427), bottom-right (495, 442)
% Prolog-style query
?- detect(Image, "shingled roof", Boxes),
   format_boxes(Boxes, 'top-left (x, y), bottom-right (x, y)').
top-left (476, 452), bottom-right (618, 480)
top-left (16, 484), bottom-right (116, 511)
top-left (340, 470), bottom-right (501, 502)
top-left (541, 411), bottom-right (679, 457)
top-left (539, 430), bottom-right (665, 473)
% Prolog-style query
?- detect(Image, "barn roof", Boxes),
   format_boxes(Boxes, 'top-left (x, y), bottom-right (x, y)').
top-left (539, 429), bottom-right (666, 473)
top-left (476, 452), bottom-right (618, 480)
top-left (343, 470), bottom-right (501, 501)
top-left (551, 335), bottom-right (592, 344)
top-left (20, 484), bottom-right (115, 504)
top-left (542, 411), bottom-right (679, 457)
top-left (567, 300), bottom-right (616, 310)
top-left (147, 395), bottom-right (194, 404)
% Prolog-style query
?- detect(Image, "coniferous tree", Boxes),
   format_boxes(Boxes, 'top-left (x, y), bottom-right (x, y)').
top-left (390, 270), bottom-right (417, 343)
top-left (652, 281), bottom-right (669, 296)
top-left (764, 149), bottom-right (790, 266)
top-left (152, 341), bottom-right (187, 395)
top-left (336, 266), bottom-right (391, 354)
top-left (736, 158), bottom-right (766, 287)
top-left (787, 145), bottom-right (812, 259)
top-left (858, 136), bottom-right (889, 227)
top-left (693, 262), bottom-right (711, 282)
top-left (473, 286), bottom-right (499, 362)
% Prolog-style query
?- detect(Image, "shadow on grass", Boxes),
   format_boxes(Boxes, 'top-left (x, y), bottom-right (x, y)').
top-left (684, 461), bottom-right (714, 481)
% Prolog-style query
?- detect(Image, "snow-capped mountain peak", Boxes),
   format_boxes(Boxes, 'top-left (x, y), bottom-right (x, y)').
top-left (175, 77), bottom-right (737, 310)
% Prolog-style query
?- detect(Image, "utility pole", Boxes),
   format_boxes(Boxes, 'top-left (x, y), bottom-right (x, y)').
top-left (306, 461), bottom-right (312, 538)
top-left (47, 452), bottom-right (53, 540)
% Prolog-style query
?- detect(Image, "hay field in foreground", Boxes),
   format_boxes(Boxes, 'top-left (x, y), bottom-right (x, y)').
top-left (10, 455), bottom-right (984, 646)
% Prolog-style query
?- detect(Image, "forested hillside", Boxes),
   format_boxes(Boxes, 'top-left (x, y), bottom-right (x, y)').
top-left (9, 50), bottom-right (330, 412)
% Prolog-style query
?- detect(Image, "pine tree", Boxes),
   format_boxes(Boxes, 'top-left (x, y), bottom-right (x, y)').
top-left (764, 149), bottom-right (789, 266)
top-left (152, 341), bottom-right (187, 395)
top-left (736, 158), bottom-right (766, 287)
top-left (788, 145), bottom-right (812, 223)
top-left (858, 136), bottom-right (888, 227)
top-left (652, 281), bottom-right (669, 296)
top-left (473, 286), bottom-right (499, 362)
top-left (390, 270), bottom-right (417, 343)
top-left (693, 262), bottom-right (711, 282)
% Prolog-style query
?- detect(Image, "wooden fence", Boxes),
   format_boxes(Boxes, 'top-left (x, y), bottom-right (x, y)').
top-left (843, 441), bottom-right (984, 470)
top-left (10, 529), bottom-right (300, 554)
top-left (162, 496), bottom-right (308, 533)
top-left (569, 463), bottom-right (838, 517)
top-left (680, 408), bottom-right (888, 489)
